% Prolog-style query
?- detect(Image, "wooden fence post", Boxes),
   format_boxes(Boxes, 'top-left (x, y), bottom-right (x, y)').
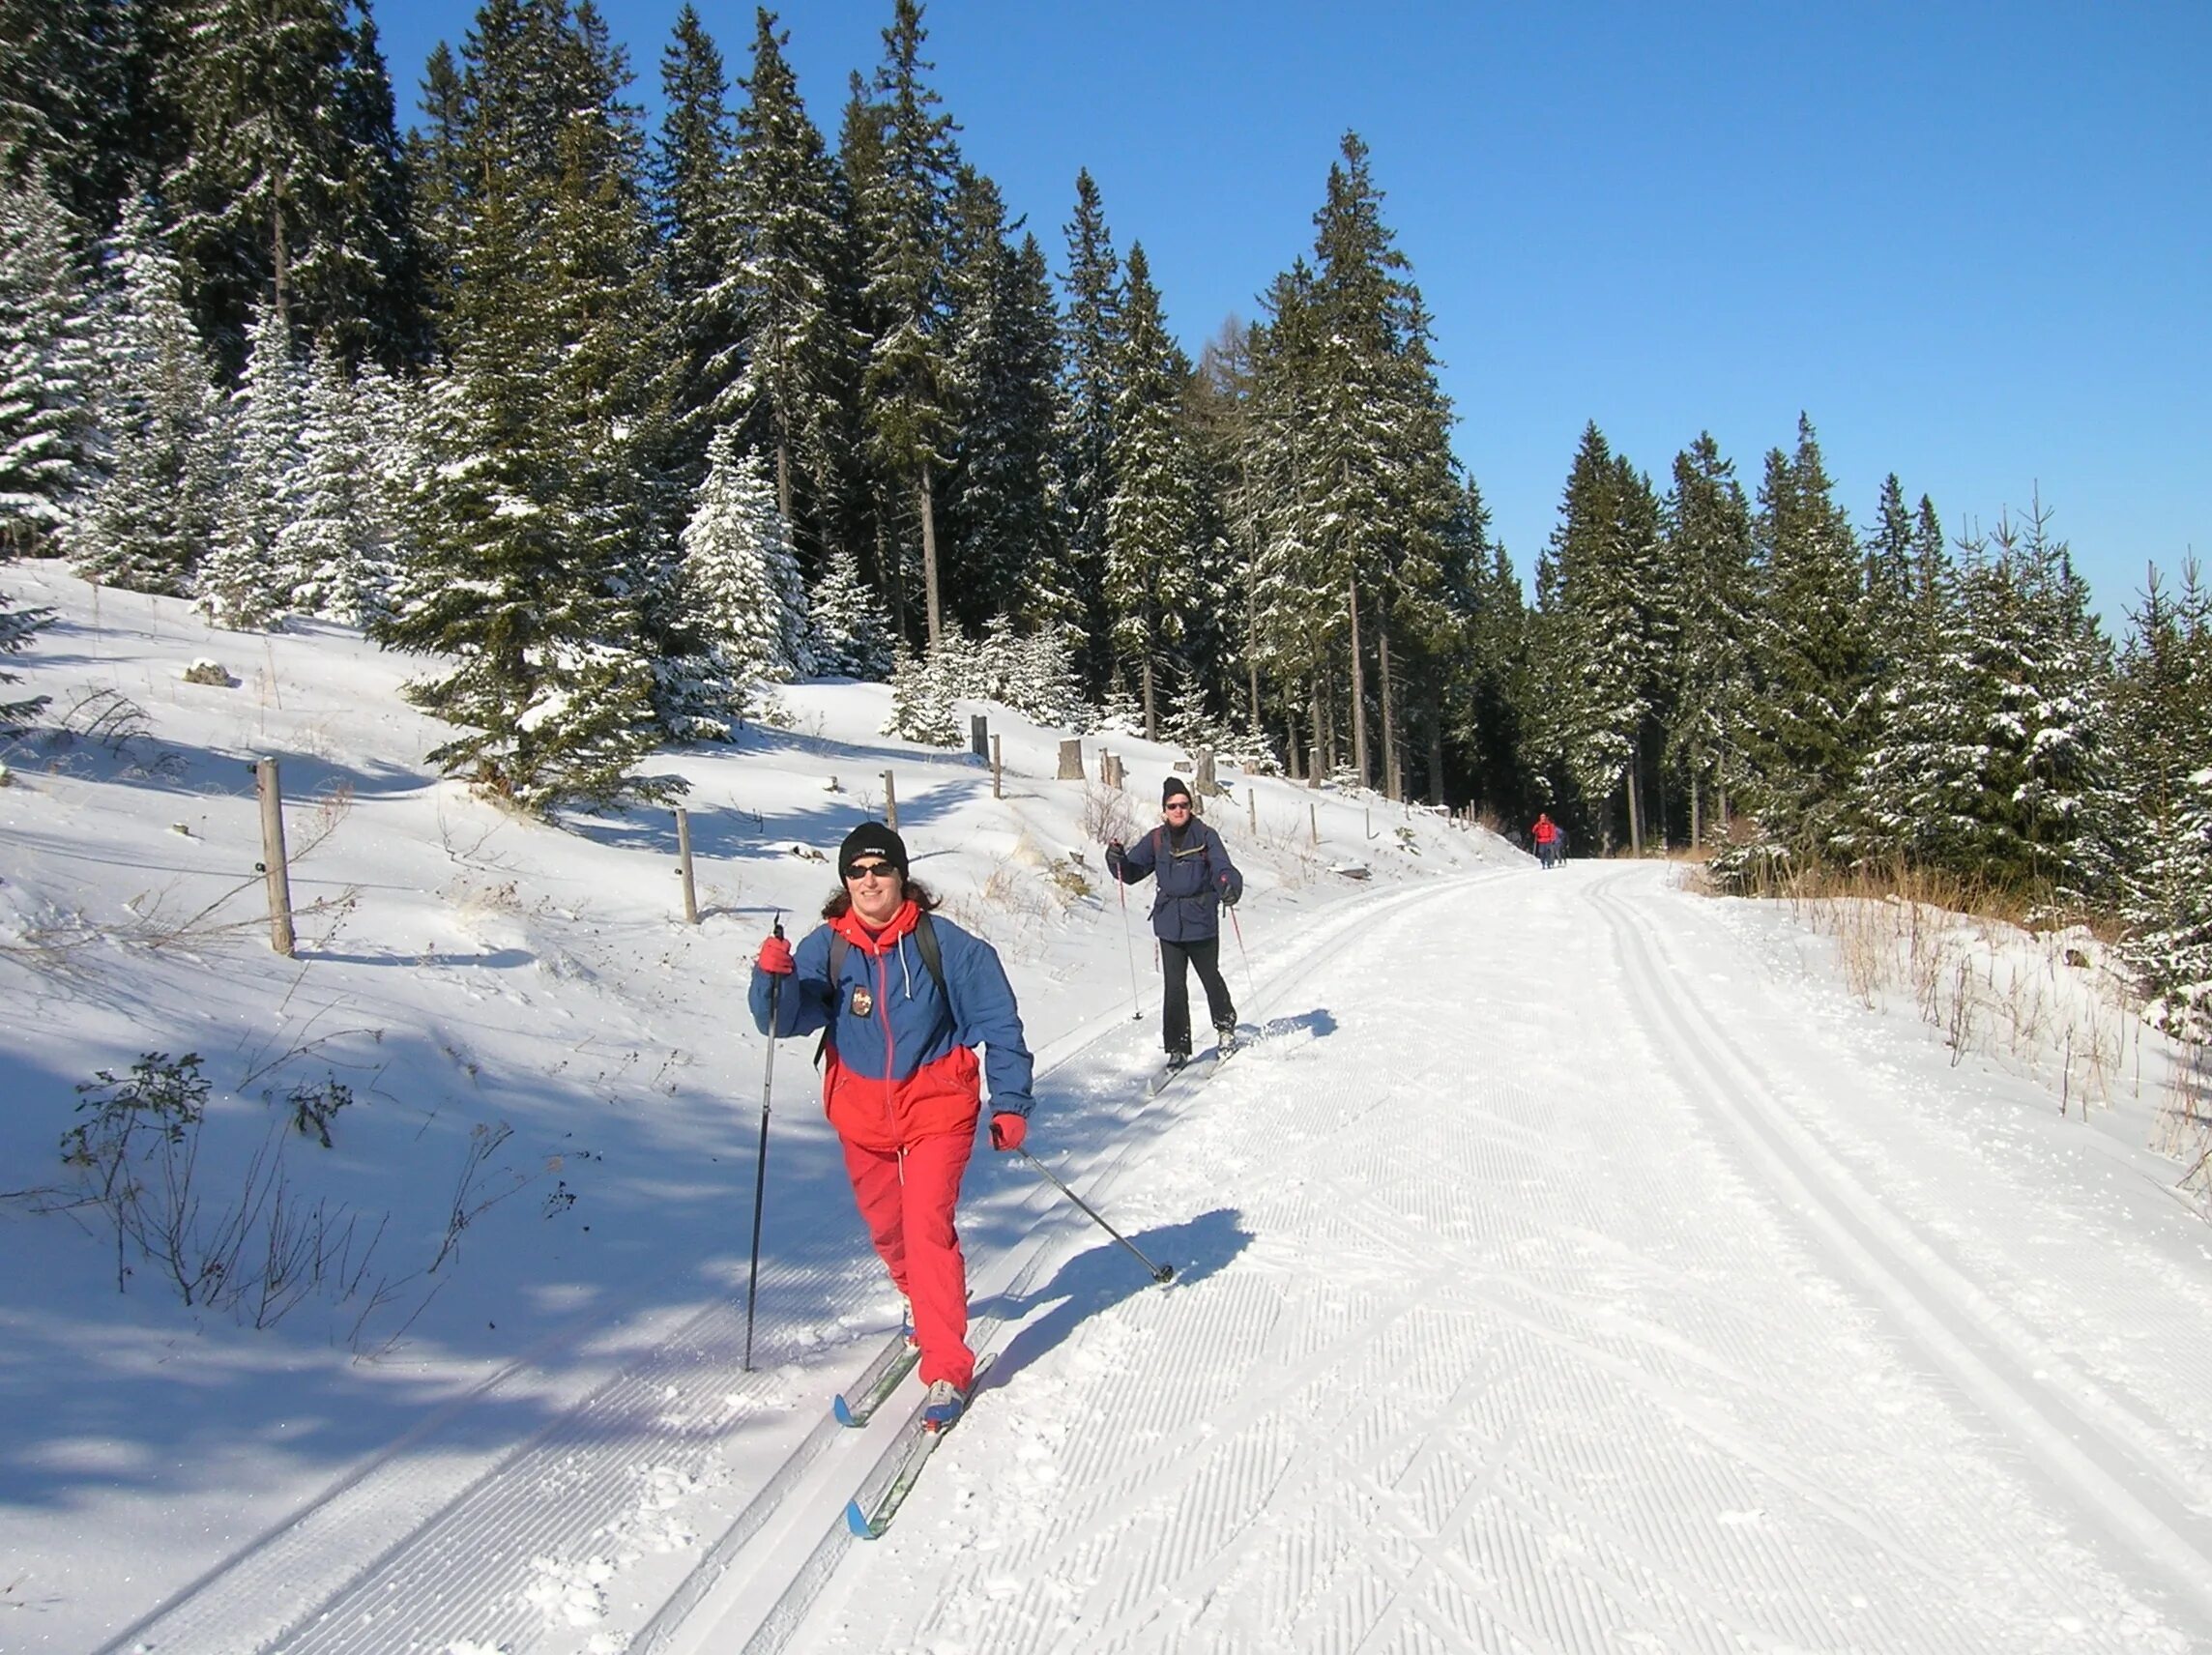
top-left (991, 733), bottom-right (1004, 799)
top-left (675, 806), bottom-right (700, 924)
top-left (969, 713), bottom-right (989, 760)
top-left (1057, 738), bottom-right (1085, 780)
top-left (1248, 789), bottom-right (1256, 834)
top-left (255, 757), bottom-right (295, 957)
top-left (1310, 801), bottom-right (1320, 847)
top-left (882, 769), bottom-right (898, 829)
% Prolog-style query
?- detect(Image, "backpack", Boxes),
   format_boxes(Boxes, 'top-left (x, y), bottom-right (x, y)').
top-left (813, 910), bottom-right (949, 1069)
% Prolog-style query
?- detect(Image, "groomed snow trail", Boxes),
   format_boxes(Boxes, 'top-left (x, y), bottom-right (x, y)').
top-left (765, 861), bottom-right (2212, 1654)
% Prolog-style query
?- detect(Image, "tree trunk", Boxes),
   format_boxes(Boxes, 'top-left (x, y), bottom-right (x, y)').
top-left (1141, 656), bottom-right (1157, 740)
top-left (271, 187), bottom-right (289, 334)
top-left (1626, 765), bottom-right (1643, 856)
top-left (1427, 689), bottom-right (1446, 807)
top-left (1347, 575), bottom-right (1368, 790)
top-left (1691, 768), bottom-right (1703, 849)
top-left (1378, 611), bottom-right (1399, 801)
top-left (774, 435), bottom-right (793, 528)
top-left (1286, 708), bottom-right (1301, 780)
top-left (917, 463), bottom-right (941, 650)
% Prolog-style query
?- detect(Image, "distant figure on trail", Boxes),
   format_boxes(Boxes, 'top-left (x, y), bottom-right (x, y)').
top-left (1107, 776), bottom-right (1244, 1069)
top-left (750, 822), bottom-right (1033, 1431)
top-left (1532, 812), bottom-right (1561, 870)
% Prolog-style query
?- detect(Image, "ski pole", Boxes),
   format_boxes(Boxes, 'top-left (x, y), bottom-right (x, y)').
top-left (1114, 853), bottom-right (1143, 1020)
top-left (1228, 904), bottom-right (1254, 999)
top-left (742, 915), bottom-right (784, 1370)
top-left (1015, 1147), bottom-right (1175, 1283)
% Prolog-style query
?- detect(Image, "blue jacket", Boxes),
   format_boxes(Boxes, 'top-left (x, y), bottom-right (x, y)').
top-left (1110, 819), bottom-right (1243, 943)
top-left (749, 900), bottom-right (1033, 1150)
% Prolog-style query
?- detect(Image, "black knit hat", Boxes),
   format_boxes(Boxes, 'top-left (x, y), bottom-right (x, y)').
top-left (838, 821), bottom-right (909, 882)
top-left (1162, 775), bottom-right (1192, 805)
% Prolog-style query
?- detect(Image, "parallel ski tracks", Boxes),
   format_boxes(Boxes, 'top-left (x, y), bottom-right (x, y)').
top-left (1587, 870), bottom-right (2212, 1633)
top-left (789, 865), bottom-right (2212, 1653)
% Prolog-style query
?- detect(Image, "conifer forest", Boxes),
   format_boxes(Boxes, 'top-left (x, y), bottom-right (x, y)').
top-left (4, 0), bottom-right (2211, 1035)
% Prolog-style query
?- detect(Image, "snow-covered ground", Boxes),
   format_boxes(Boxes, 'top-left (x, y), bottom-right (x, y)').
top-left (5, 564), bottom-right (2212, 1653)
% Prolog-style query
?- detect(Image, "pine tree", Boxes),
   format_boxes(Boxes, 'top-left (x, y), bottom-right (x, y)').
top-left (158, 0), bottom-right (419, 366)
top-left (943, 172), bottom-right (1066, 631)
top-left (199, 298), bottom-right (307, 628)
top-left (1102, 244), bottom-right (1198, 739)
top-left (0, 575), bottom-right (53, 734)
top-left (683, 427), bottom-right (811, 682)
top-left (883, 636), bottom-right (957, 743)
top-left (1056, 166), bottom-right (1122, 693)
top-left (0, 176), bottom-right (97, 554)
top-left (285, 341), bottom-right (394, 624)
top-left (730, 8), bottom-right (853, 572)
top-left (73, 194), bottom-right (225, 595)
top-left (1243, 262), bottom-right (1331, 774)
top-left (1662, 433), bottom-right (1756, 844)
top-left (374, 0), bottom-right (684, 814)
top-left (807, 541), bottom-right (893, 679)
top-left (0, 0), bottom-right (132, 229)
top-left (2110, 560), bottom-right (2212, 1034)
top-left (654, 5), bottom-right (742, 484)
top-left (1742, 415), bottom-right (1871, 857)
top-left (854, 0), bottom-right (958, 649)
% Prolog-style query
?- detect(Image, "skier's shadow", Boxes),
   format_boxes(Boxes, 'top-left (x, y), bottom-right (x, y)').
top-left (978, 1207), bottom-right (1251, 1390)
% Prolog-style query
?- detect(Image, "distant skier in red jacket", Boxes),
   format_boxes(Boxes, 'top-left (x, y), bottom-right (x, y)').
top-left (1532, 812), bottom-right (1560, 869)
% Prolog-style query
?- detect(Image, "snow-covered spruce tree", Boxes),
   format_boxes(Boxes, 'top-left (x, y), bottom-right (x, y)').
top-left (1535, 424), bottom-right (1668, 851)
top-left (1301, 134), bottom-right (1466, 802)
top-left (73, 195), bottom-right (225, 595)
top-left (807, 543), bottom-right (894, 679)
top-left (0, 574), bottom-right (55, 733)
top-left (680, 427), bottom-right (811, 710)
top-left (283, 339), bottom-right (395, 624)
top-left (0, 174), bottom-right (97, 555)
top-left (856, 0), bottom-right (959, 649)
top-left (1055, 166), bottom-right (1123, 694)
top-left (943, 172), bottom-right (1067, 633)
top-left (653, 4), bottom-right (742, 488)
top-left (1102, 243), bottom-right (1197, 740)
top-left (1740, 416), bottom-right (1872, 859)
top-left (730, 8), bottom-right (853, 569)
top-left (373, 1), bottom-right (684, 815)
top-left (198, 299), bottom-right (308, 629)
top-left (157, 0), bottom-right (421, 367)
top-left (1242, 262), bottom-right (1333, 772)
top-left (2110, 561), bottom-right (2212, 1035)
top-left (1660, 434), bottom-right (1756, 845)
top-left (1848, 502), bottom-right (1975, 871)
top-left (0, 0), bottom-right (135, 230)
top-left (883, 636), bottom-right (957, 745)
top-left (1011, 622), bottom-right (1086, 728)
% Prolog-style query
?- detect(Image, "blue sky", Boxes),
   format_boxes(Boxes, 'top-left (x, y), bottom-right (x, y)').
top-left (370, 0), bottom-right (2208, 629)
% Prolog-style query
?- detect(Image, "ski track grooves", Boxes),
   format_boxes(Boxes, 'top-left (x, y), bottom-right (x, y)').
top-left (95, 869), bottom-right (1453, 1655)
top-left (1587, 869), bottom-right (2212, 1627)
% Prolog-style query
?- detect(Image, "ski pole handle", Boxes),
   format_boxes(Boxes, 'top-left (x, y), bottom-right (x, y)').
top-left (1016, 1147), bottom-right (1175, 1284)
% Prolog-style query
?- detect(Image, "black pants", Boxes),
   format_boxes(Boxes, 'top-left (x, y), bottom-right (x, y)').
top-left (1160, 936), bottom-right (1237, 1057)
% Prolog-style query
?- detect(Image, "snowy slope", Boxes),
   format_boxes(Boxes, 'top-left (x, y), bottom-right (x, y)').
top-left (0, 564), bottom-right (1491, 1652)
top-left (6, 564), bottom-right (2212, 1653)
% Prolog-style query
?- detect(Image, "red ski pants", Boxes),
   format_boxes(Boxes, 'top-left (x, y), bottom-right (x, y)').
top-left (840, 1129), bottom-right (976, 1389)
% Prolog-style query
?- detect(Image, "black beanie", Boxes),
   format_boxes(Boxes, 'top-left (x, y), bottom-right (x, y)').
top-left (838, 821), bottom-right (909, 882)
top-left (1162, 775), bottom-right (1192, 805)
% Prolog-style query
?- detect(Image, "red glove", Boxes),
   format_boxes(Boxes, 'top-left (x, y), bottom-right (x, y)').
top-left (989, 1112), bottom-right (1028, 1152)
top-left (756, 934), bottom-right (795, 974)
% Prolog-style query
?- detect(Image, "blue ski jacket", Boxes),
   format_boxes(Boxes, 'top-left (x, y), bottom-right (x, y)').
top-left (749, 899), bottom-right (1033, 1151)
top-left (1109, 819), bottom-right (1243, 944)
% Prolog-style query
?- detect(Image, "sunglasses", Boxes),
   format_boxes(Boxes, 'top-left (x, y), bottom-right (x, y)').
top-left (1163, 800), bottom-right (1192, 813)
top-left (846, 860), bottom-right (896, 880)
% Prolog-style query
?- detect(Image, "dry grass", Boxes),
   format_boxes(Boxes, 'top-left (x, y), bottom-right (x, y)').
top-left (1703, 860), bottom-right (2148, 1124)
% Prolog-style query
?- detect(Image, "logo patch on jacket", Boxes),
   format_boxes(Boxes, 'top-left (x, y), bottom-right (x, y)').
top-left (851, 984), bottom-right (873, 1017)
